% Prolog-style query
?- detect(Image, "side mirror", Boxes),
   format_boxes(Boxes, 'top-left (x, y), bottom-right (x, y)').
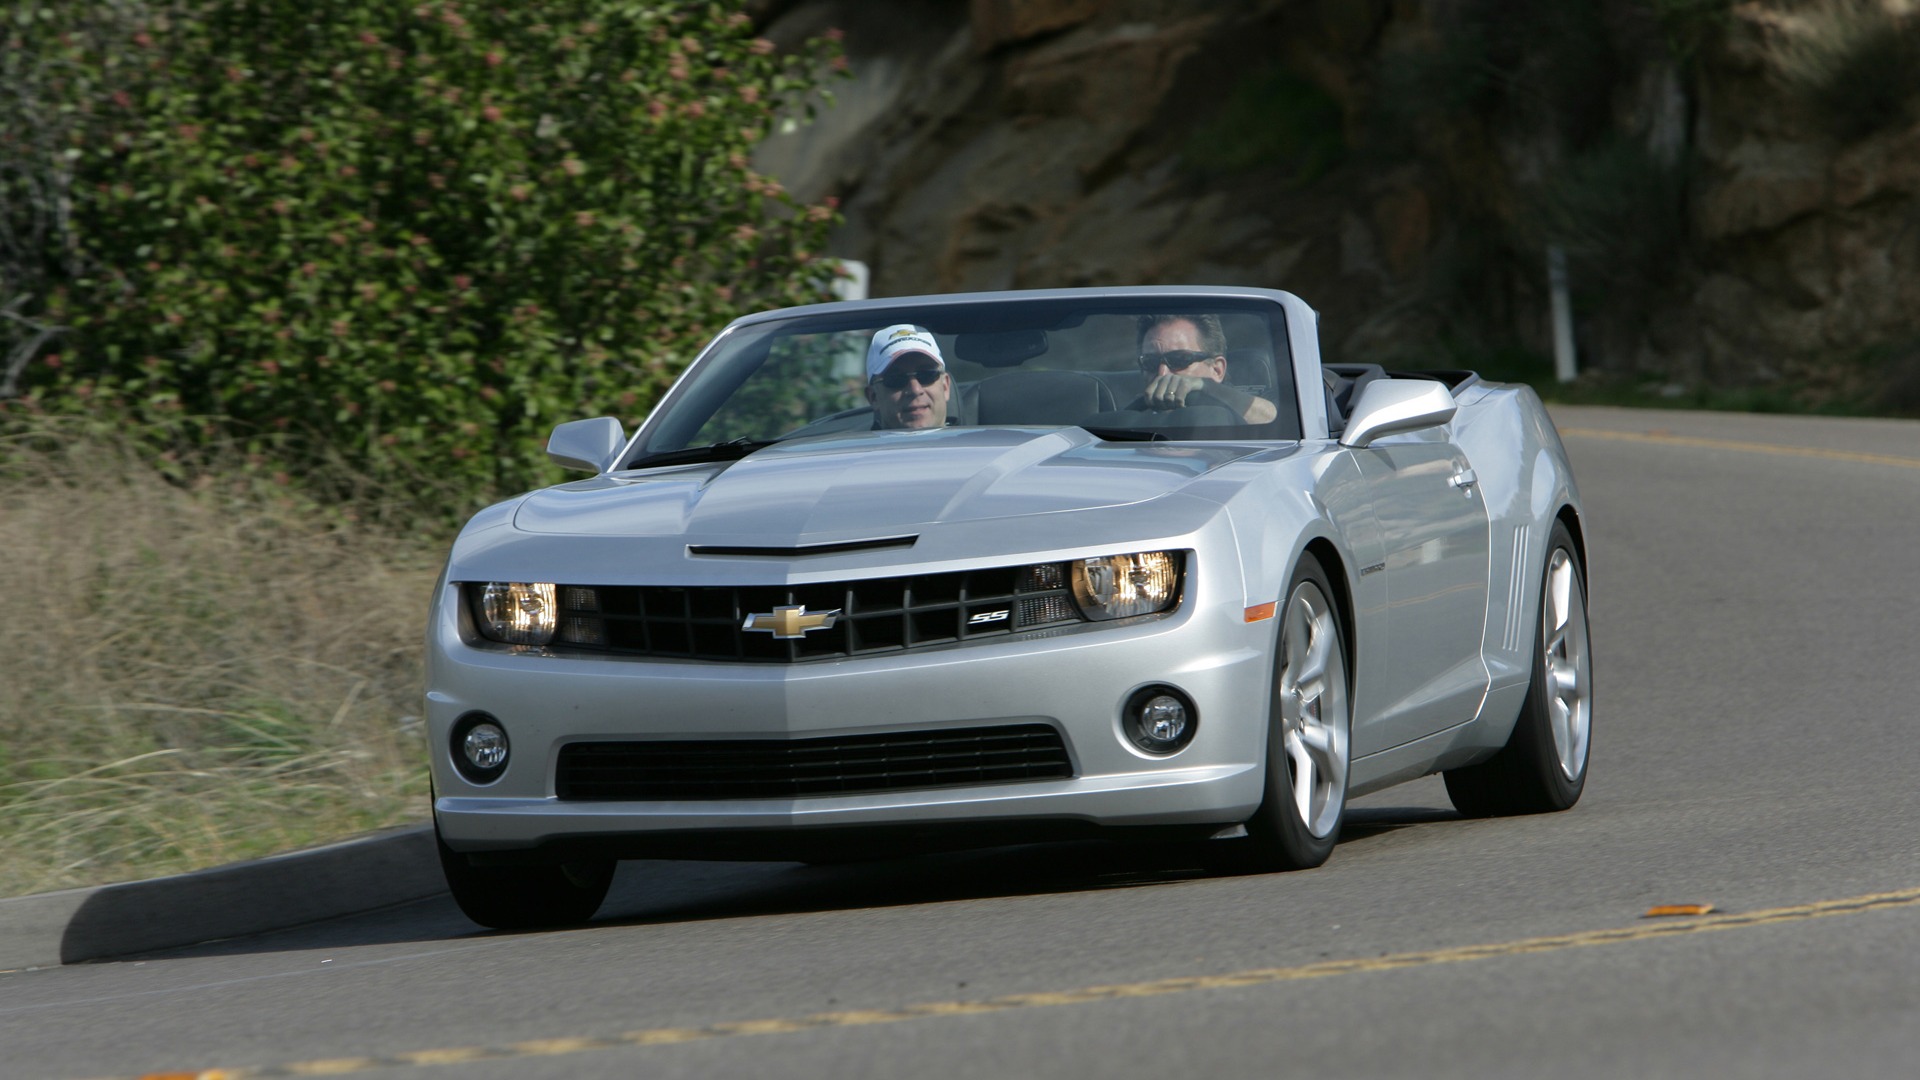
top-left (1339, 380), bottom-right (1457, 449)
top-left (546, 417), bottom-right (626, 472)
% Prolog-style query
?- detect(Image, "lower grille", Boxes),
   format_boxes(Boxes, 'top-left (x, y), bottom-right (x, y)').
top-left (555, 723), bottom-right (1072, 800)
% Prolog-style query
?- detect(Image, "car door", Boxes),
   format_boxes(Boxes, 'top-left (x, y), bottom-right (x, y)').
top-left (1348, 428), bottom-right (1492, 754)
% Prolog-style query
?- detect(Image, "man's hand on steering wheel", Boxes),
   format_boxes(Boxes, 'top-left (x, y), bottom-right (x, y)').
top-left (1142, 373), bottom-right (1210, 411)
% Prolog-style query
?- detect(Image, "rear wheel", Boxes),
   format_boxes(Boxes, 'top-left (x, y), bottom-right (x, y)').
top-left (1445, 520), bottom-right (1591, 816)
top-left (1241, 554), bottom-right (1350, 871)
top-left (436, 821), bottom-right (613, 930)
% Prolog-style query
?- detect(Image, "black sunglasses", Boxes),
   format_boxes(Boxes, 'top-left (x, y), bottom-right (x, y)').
top-left (1138, 349), bottom-right (1217, 374)
top-left (878, 367), bottom-right (944, 390)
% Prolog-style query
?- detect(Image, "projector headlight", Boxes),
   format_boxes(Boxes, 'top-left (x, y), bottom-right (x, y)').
top-left (473, 582), bottom-right (558, 645)
top-left (1070, 551), bottom-right (1182, 621)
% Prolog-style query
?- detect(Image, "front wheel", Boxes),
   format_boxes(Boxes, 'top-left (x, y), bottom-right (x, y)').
top-left (436, 822), bottom-right (614, 930)
top-left (1240, 554), bottom-right (1351, 871)
top-left (1444, 520), bottom-right (1592, 816)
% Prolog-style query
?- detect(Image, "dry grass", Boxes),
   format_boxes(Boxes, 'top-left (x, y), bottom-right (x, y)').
top-left (0, 422), bottom-right (443, 897)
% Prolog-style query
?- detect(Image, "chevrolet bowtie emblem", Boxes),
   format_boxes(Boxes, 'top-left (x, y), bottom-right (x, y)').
top-left (742, 605), bottom-right (841, 639)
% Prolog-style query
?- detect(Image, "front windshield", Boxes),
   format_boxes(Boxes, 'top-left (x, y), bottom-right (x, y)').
top-left (631, 295), bottom-right (1300, 462)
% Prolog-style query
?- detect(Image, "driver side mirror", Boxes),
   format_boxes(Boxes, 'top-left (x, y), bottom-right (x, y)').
top-left (1338, 380), bottom-right (1457, 449)
top-left (547, 417), bottom-right (626, 472)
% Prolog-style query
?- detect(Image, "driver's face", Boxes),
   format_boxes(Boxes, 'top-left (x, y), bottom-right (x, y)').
top-left (1139, 320), bottom-right (1225, 383)
top-left (866, 356), bottom-right (951, 430)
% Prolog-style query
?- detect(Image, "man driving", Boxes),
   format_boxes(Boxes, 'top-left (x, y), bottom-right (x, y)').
top-left (1135, 314), bottom-right (1277, 424)
top-left (866, 324), bottom-right (955, 430)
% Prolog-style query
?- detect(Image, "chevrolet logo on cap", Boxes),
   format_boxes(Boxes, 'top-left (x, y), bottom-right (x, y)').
top-left (742, 605), bottom-right (841, 639)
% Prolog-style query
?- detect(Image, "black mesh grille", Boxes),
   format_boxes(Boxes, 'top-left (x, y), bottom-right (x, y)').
top-left (492, 563), bottom-right (1082, 663)
top-left (555, 723), bottom-right (1072, 800)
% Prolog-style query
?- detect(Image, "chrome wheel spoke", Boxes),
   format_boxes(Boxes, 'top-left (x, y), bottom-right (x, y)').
top-left (1274, 577), bottom-right (1349, 841)
top-left (1539, 548), bottom-right (1591, 783)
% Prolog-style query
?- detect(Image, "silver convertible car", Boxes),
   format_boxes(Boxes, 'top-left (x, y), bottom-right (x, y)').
top-left (427, 286), bottom-right (1592, 928)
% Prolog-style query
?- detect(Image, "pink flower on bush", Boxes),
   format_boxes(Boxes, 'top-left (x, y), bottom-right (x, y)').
top-left (684, 101), bottom-right (705, 119)
top-left (749, 38), bottom-right (774, 55)
top-left (739, 85), bottom-right (759, 104)
top-left (647, 100), bottom-right (667, 119)
top-left (574, 211), bottom-right (596, 227)
top-left (727, 13), bottom-right (750, 29)
top-left (112, 90), bottom-right (132, 108)
top-left (328, 232), bottom-right (347, 246)
top-left (482, 105), bottom-right (502, 122)
top-left (358, 31), bottom-right (380, 46)
top-left (733, 223), bottom-right (758, 242)
top-left (560, 158), bottom-right (584, 176)
top-left (43, 354), bottom-right (61, 369)
top-left (259, 359), bottom-right (280, 375)
top-left (428, 172), bottom-right (446, 189)
top-left (486, 50), bottom-right (503, 67)
top-left (301, 262), bottom-right (318, 276)
top-left (509, 183), bottom-right (531, 201)
top-left (824, 27), bottom-right (845, 42)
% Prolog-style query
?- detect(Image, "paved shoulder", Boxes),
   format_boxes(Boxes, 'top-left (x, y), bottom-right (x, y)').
top-left (0, 825), bottom-right (443, 969)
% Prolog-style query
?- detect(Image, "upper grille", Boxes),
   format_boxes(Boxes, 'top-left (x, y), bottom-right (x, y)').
top-left (555, 723), bottom-right (1072, 800)
top-left (494, 563), bottom-right (1084, 663)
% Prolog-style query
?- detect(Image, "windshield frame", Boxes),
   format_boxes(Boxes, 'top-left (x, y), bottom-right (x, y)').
top-left (624, 288), bottom-right (1310, 466)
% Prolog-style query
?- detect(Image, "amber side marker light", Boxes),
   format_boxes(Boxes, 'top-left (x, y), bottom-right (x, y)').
top-left (1643, 903), bottom-right (1716, 917)
top-left (1244, 602), bottom-right (1276, 622)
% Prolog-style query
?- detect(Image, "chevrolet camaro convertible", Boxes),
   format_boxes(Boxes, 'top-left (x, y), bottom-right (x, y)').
top-left (426, 286), bottom-right (1592, 928)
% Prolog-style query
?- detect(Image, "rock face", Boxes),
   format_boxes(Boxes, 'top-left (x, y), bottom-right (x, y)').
top-left (758, 0), bottom-right (1920, 401)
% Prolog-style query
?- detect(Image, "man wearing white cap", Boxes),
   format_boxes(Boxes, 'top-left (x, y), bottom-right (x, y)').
top-left (864, 323), bottom-right (954, 430)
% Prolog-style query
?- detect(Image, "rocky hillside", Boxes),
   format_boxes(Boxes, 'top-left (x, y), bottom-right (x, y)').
top-left (754, 0), bottom-right (1920, 408)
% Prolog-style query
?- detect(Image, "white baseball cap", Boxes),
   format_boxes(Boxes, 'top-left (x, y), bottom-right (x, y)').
top-left (865, 324), bottom-right (945, 381)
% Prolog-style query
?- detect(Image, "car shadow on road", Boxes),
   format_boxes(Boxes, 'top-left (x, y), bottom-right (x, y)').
top-left (141, 804), bottom-right (1463, 960)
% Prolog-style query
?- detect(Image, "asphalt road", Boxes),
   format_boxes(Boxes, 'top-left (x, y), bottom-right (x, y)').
top-left (7, 405), bottom-right (1919, 1080)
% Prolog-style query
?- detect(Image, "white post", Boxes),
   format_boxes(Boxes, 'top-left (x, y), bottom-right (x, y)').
top-left (829, 259), bottom-right (870, 303)
top-left (1548, 245), bottom-right (1577, 383)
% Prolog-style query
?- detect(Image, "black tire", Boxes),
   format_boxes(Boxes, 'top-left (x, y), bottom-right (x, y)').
top-left (1445, 520), bottom-right (1592, 817)
top-left (1240, 553), bottom-right (1351, 871)
top-left (435, 822), bottom-right (614, 930)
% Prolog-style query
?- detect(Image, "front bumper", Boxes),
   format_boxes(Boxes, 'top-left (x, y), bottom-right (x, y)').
top-left (427, 581), bottom-right (1275, 856)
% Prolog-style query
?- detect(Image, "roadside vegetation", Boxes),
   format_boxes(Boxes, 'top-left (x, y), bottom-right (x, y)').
top-left (0, 0), bottom-right (846, 895)
top-left (0, 422), bottom-right (441, 896)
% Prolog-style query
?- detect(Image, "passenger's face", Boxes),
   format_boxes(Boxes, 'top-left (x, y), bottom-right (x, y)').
top-left (866, 356), bottom-right (951, 429)
top-left (1139, 320), bottom-right (1226, 384)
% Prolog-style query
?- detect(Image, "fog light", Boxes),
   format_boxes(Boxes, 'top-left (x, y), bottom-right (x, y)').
top-left (1123, 686), bottom-right (1197, 755)
top-left (450, 712), bottom-right (510, 784)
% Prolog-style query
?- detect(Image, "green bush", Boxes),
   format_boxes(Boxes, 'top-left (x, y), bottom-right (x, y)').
top-left (2, 0), bottom-right (845, 515)
top-left (1189, 66), bottom-right (1345, 184)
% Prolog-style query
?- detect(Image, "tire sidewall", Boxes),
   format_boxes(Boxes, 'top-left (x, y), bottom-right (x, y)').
top-left (1246, 552), bottom-right (1348, 870)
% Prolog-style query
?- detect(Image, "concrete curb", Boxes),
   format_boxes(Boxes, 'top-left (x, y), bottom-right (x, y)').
top-left (0, 824), bottom-right (447, 970)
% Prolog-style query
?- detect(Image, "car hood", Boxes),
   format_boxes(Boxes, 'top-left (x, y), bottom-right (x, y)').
top-left (512, 427), bottom-right (1266, 542)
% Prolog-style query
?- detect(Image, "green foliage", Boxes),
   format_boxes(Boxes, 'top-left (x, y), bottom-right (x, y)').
top-left (1641, 0), bottom-right (1733, 63)
top-left (1775, 0), bottom-right (1920, 142)
top-left (1527, 137), bottom-right (1685, 295)
top-left (1371, 0), bottom-right (1617, 152)
top-left (1189, 66), bottom-right (1345, 184)
top-left (3, 0), bottom-right (846, 516)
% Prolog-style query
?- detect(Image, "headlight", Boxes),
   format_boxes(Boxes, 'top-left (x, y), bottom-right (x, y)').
top-left (1070, 551), bottom-right (1182, 621)
top-left (474, 582), bottom-right (557, 644)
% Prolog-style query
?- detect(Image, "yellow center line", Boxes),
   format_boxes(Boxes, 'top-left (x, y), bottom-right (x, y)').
top-left (113, 885), bottom-right (1920, 1080)
top-left (1559, 426), bottom-right (1920, 470)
